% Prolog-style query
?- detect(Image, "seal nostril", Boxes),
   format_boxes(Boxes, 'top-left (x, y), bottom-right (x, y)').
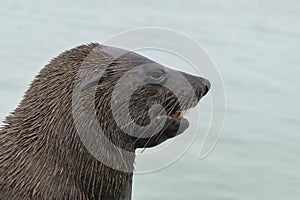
top-left (204, 85), bottom-right (209, 96)
top-left (205, 80), bottom-right (211, 90)
top-left (203, 79), bottom-right (210, 89)
top-left (201, 79), bottom-right (210, 97)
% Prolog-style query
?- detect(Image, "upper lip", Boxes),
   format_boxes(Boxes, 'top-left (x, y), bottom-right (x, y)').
top-left (157, 82), bottom-right (210, 119)
top-left (161, 100), bottom-right (190, 119)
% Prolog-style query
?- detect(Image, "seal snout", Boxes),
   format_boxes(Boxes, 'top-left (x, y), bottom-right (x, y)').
top-left (179, 71), bottom-right (211, 101)
top-left (200, 77), bottom-right (211, 97)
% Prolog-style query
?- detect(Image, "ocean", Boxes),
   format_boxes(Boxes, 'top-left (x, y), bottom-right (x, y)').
top-left (0, 0), bottom-right (299, 199)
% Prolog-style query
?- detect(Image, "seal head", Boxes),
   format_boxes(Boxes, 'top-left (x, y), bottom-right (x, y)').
top-left (81, 47), bottom-right (210, 149)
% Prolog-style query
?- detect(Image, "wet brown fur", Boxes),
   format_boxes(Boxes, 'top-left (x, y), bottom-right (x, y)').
top-left (0, 43), bottom-right (210, 200)
top-left (0, 44), bottom-right (136, 200)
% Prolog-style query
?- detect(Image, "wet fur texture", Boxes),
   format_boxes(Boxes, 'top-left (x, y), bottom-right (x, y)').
top-left (0, 44), bottom-right (134, 199)
top-left (0, 43), bottom-right (210, 200)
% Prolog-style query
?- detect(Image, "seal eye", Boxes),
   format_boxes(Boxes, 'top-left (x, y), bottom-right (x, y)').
top-left (150, 71), bottom-right (164, 81)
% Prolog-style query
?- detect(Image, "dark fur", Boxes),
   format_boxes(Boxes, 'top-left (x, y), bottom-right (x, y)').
top-left (0, 44), bottom-right (210, 199)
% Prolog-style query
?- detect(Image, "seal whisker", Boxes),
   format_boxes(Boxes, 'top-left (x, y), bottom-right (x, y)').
top-left (140, 115), bottom-right (176, 152)
top-left (132, 98), bottom-right (177, 146)
top-left (140, 102), bottom-right (178, 151)
top-left (0, 43), bottom-right (210, 199)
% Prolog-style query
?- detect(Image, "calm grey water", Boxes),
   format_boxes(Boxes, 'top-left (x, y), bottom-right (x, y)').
top-left (1, 0), bottom-right (299, 199)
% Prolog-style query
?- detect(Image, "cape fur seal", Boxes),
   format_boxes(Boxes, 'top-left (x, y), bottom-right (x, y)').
top-left (0, 43), bottom-right (210, 199)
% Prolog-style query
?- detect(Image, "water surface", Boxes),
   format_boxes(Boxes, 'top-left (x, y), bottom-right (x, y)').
top-left (0, 0), bottom-right (299, 199)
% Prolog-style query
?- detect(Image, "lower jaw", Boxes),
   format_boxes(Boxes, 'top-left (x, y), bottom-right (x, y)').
top-left (155, 115), bottom-right (190, 132)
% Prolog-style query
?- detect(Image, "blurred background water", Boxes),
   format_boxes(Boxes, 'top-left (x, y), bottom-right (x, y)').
top-left (0, 0), bottom-right (299, 199)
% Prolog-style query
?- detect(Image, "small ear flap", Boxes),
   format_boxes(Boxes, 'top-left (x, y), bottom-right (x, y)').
top-left (81, 69), bottom-right (109, 91)
top-left (81, 75), bottom-right (101, 91)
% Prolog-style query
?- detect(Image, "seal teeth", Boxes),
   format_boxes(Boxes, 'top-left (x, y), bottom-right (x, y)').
top-left (170, 111), bottom-right (183, 119)
top-left (178, 111), bottom-right (183, 119)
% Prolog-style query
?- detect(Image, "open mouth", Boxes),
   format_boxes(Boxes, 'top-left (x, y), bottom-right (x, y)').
top-left (154, 88), bottom-right (209, 123)
top-left (153, 97), bottom-right (197, 122)
top-left (162, 97), bottom-right (197, 120)
top-left (170, 110), bottom-right (184, 119)
top-left (158, 101), bottom-right (190, 121)
top-left (155, 108), bottom-right (186, 121)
